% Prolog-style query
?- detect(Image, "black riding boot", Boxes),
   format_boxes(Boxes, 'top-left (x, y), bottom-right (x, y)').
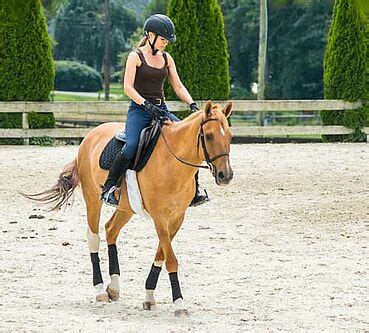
top-left (100, 151), bottom-right (131, 207)
top-left (190, 171), bottom-right (209, 207)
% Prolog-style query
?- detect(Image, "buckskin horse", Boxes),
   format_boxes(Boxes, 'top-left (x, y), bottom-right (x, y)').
top-left (23, 100), bottom-right (233, 317)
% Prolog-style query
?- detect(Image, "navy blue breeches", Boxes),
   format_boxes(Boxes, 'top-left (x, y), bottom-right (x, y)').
top-left (122, 101), bottom-right (180, 160)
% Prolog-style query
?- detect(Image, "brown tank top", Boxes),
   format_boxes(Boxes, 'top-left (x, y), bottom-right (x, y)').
top-left (134, 48), bottom-right (168, 100)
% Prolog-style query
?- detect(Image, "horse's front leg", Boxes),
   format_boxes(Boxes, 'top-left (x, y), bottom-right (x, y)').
top-left (105, 209), bottom-right (133, 301)
top-left (143, 245), bottom-right (164, 311)
top-left (144, 214), bottom-right (187, 317)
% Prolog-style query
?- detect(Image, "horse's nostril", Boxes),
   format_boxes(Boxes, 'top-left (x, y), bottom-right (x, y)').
top-left (218, 171), bottom-right (225, 179)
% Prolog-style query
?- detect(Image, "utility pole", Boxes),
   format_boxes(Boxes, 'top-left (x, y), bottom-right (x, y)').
top-left (257, 0), bottom-right (268, 126)
top-left (103, 0), bottom-right (110, 101)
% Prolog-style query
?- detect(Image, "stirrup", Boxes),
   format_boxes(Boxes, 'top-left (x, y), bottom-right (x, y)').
top-left (190, 189), bottom-right (210, 207)
top-left (100, 186), bottom-right (120, 207)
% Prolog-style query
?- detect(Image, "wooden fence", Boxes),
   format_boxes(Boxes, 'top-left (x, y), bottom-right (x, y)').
top-left (0, 100), bottom-right (368, 143)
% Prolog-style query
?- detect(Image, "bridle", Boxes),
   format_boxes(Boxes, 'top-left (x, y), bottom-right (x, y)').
top-left (159, 117), bottom-right (229, 176)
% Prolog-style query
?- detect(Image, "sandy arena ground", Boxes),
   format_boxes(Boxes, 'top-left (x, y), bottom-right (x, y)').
top-left (0, 143), bottom-right (368, 332)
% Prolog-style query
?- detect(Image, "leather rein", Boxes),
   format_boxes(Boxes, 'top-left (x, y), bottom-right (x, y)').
top-left (159, 118), bottom-right (229, 174)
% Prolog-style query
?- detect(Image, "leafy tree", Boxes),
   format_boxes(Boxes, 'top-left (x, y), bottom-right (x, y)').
top-left (268, 0), bottom-right (333, 99)
top-left (42, 0), bottom-right (68, 18)
top-left (221, 0), bottom-right (259, 97)
top-left (143, 0), bottom-right (169, 18)
top-left (54, 0), bottom-right (138, 72)
top-left (322, 0), bottom-right (368, 141)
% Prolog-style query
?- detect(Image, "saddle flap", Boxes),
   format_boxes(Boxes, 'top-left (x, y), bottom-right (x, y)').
top-left (133, 120), bottom-right (161, 170)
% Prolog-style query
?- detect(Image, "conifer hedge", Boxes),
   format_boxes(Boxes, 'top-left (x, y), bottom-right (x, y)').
top-left (322, 0), bottom-right (368, 141)
top-left (0, 0), bottom-right (55, 144)
top-left (165, 0), bottom-right (230, 105)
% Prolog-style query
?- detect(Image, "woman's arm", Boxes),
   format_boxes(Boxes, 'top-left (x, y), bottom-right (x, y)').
top-left (123, 52), bottom-right (146, 105)
top-left (166, 53), bottom-right (195, 105)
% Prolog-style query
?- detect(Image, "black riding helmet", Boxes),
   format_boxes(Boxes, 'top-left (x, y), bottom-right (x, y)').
top-left (143, 14), bottom-right (176, 55)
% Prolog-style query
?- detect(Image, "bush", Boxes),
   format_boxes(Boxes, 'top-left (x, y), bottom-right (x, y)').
top-left (55, 61), bottom-right (103, 92)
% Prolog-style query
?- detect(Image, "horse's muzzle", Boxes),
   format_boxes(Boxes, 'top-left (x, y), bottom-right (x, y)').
top-left (215, 167), bottom-right (233, 186)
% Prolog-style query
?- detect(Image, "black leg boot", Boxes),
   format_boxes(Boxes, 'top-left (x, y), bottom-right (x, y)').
top-left (100, 151), bottom-right (131, 207)
top-left (190, 171), bottom-right (210, 207)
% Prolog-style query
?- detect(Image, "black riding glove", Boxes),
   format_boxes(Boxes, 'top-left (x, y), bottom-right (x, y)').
top-left (142, 100), bottom-right (167, 120)
top-left (189, 102), bottom-right (199, 112)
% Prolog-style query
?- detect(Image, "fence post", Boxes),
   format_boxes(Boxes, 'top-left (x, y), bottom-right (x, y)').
top-left (22, 111), bottom-right (29, 145)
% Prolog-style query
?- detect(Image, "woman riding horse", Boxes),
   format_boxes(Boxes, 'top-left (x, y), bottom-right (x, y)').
top-left (100, 14), bottom-right (209, 207)
top-left (21, 14), bottom-right (234, 317)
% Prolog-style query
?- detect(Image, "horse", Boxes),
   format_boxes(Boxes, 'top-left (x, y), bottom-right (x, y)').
top-left (23, 100), bottom-right (233, 317)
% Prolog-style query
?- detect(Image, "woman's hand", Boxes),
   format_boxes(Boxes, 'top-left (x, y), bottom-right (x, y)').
top-left (189, 103), bottom-right (199, 112)
top-left (142, 100), bottom-right (167, 120)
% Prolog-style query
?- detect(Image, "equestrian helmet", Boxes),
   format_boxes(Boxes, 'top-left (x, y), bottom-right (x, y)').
top-left (143, 14), bottom-right (176, 42)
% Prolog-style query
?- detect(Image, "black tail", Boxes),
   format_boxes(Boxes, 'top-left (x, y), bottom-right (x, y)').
top-left (19, 159), bottom-right (79, 212)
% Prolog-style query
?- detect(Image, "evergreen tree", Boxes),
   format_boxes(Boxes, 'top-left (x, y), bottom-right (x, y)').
top-left (166, 0), bottom-right (230, 100)
top-left (166, 0), bottom-right (200, 99)
top-left (322, 0), bottom-right (367, 141)
top-left (0, 0), bottom-right (54, 101)
top-left (195, 0), bottom-right (230, 99)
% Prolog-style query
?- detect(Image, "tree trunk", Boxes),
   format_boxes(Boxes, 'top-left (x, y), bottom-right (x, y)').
top-left (257, 0), bottom-right (268, 126)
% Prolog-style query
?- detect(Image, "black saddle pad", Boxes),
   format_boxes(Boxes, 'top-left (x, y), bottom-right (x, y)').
top-left (99, 137), bottom-right (126, 170)
top-left (99, 121), bottom-right (161, 173)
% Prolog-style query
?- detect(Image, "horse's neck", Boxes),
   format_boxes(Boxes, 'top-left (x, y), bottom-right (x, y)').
top-left (160, 113), bottom-right (203, 177)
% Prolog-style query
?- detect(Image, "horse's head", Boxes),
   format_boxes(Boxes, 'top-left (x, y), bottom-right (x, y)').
top-left (200, 100), bottom-right (233, 186)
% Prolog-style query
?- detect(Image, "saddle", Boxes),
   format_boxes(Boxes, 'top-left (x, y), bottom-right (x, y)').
top-left (99, 120), bottom-right (161, 172)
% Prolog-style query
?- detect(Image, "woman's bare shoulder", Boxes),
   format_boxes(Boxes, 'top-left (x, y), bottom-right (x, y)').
top-left (164, 51), bottom-right (175, 65)
top-left (127, 50), bottom-right (141, 65)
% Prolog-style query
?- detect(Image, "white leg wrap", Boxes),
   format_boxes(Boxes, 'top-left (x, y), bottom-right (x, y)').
top-left (87, 227), bottom-right (100, 253)
top-left (174, 298), bottom-right (186, 310)
top-left (154, 260), bottom-right (164, 267)
top-left (145, 289), bottom-right (155, 303)
top-left (109, 274), bottom-right (120, 291)
top-left (94, 283), bottom-right (105, 296)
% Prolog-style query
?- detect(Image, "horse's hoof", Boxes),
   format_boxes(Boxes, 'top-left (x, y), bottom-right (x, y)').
top-left (143, 301), bottom-right (157, 311)
top-left (174, 309), bottom-right (189, 318)
top-left (95, 292), bottom-right (110, 303)
top-left (106, 286), bottom-right (119, 301)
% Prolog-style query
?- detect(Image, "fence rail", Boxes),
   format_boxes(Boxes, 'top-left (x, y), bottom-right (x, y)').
top-left (0, 100), bottom-right (367, 143)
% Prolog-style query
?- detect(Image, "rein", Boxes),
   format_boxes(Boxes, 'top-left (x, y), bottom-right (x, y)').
top-left (159, 118), bottom-right (229, 174)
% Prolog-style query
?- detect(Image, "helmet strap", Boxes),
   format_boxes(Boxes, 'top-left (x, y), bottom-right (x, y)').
top-left (148, 33), bottom-right (159, 55)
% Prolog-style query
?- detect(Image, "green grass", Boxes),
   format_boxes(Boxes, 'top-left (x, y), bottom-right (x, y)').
top-left (106, 83), bottom-right (124, 95)
top-left (52, 94), bottom-right (98, 101)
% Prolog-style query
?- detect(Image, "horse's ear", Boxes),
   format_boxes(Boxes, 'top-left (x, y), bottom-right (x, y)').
top-left (204, 100), bottom-right (212, 117)
top-left (222, 101), bottom-right (233, 118)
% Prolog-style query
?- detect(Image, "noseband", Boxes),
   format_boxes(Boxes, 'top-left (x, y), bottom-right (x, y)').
top-left (159, 117), bottom-right (229, 175)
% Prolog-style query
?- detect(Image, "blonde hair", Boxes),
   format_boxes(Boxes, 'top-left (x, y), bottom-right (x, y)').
top-left (136, 36), bottom-right (147, 48)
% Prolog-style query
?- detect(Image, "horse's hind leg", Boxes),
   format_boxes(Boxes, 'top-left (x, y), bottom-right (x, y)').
top-left (105, 209), bottom-right (133, 301)
top-left (85, 197), bottom-right (109, 302)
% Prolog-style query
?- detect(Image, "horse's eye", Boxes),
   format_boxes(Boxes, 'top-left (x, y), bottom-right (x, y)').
top-left (206, 133), bottom-right (213, 140)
